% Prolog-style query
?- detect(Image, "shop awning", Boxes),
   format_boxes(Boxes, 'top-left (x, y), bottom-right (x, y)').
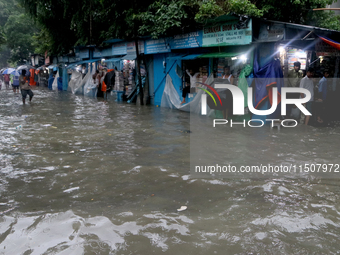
top-left (198, 52), bottom-right (243, 58)
top-left (103, 58), bottom-right (122, 63)
top-left (121, 54), bottom-right (136, 60)
top-left (48, 64), bottom-right (57, 69)
top-left (181, 54), bottom-right (203, 60)
top-left (166, 54), bottom-right (186, 61)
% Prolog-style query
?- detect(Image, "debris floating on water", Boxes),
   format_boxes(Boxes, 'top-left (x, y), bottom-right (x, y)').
top-left (63, 187), bottom-right (79, 193)
top-left (70, 151), bottom-right (75, 154)
top-left (0, 207), bottom-right (17, 215)
top-left (177, 206), bottom-right (187, 212)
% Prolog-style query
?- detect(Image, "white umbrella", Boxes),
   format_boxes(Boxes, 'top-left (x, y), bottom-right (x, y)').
top-left (0, 67), bottom-right (8, 74)
top-left (17, 65), bottom-right (35, 70)
top-left (16, 65), bottom-right (35, 75)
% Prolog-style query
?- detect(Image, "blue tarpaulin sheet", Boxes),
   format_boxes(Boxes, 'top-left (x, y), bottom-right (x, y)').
top-left (103, 58), bottom-right (121, 62)
top-left (252, 51), bottom-right (283, 119)
top-left (57, 77), bottom-right (63, 91)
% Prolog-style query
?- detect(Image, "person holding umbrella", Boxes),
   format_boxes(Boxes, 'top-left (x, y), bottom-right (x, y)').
top-left (2, 68), bottom-right (15, 89)
top-left (19, 69), bottom-right (34, 104)
top-left (11, 70), bottom-right (20, 93)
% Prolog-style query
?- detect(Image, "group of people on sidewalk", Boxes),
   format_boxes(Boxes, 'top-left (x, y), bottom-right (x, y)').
top-left (287, 61), bottom-right (333, 125)
top-left (92, 67), bottom-right (116, 100)
top-left (180, 61), bottom-right (334, 126)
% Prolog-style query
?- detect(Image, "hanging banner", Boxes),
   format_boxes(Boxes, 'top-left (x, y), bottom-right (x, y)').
top-left (93, 48), bottom-right (102, 58)
top-left (94, 47), bottom-right (113, 58)
top-left (79, 49), bottom-right (89, 59)
top-left (127, 41), bottom-right (145, 54)
top-left (315, 38), bottom-right (340, 56)
top-left (202, 19), bottom-right (252, 47)
top-left (101, 48), bottom-right (113, 57)
top-left (169, 31), bottom-right (203, 49)
top-left (68, 56), bottom-right (76, 63)
top-left (258, 23), bottom-right (285, 41)
top-left (145, 38), bottom-right (171, 54)
top-left (112, 42), bottom-right (127, 55)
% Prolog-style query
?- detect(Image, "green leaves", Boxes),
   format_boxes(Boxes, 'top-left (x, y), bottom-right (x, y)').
top-left (229, 0), bottom-right (263, 17)
top-left (4, 13), bottom-right (36, 63)
top-left (195, 0), bottom-right (224, 23)
top-left (135, 0), bottom-right (193, 38)
top-left (0, 26), bottom-right (6, 45)
top-left (195, 0), bottom-right (263, 23)
top-left (0, 0), bottom-right (40, 65)
top-left (254, 0), bottom-right (339, 27)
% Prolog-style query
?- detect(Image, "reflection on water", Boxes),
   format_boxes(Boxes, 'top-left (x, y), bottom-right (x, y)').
top-left (0, 87), bottom-right (339, 254)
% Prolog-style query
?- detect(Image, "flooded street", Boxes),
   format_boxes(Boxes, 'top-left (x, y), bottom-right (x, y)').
top-left (0, 87), bottom-right (340, 254)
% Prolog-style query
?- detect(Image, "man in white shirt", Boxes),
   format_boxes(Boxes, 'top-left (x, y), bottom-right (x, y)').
top-left (300, 67), bottom-right (314, 125)
top-left (186, 69), bottom-right (200, 89)
top-left (222, 66), bottom-right (234, 85)
top-left (181, 69), bottom-right (200, 105)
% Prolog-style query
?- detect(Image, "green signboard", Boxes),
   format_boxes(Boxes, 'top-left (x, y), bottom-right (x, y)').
top-left (202, 19), bottom-right (252, 47)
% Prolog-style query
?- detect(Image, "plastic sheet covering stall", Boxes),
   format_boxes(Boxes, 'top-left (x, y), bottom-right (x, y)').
top-left (84, 68), bottom-right (97, 97)
top-left (161, 74), bottom-right (215, 116)
top-left (68, 71), bottom-right (90, 95)
top-left (51, 71), bottom-right (59, 91)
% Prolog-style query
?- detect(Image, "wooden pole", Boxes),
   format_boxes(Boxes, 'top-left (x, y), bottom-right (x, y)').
top-left (313, 8), bottom-right (340, 11)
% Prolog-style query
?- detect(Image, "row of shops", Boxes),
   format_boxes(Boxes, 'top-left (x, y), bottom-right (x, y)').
top-left (33, 15), bottom-right (340, 119)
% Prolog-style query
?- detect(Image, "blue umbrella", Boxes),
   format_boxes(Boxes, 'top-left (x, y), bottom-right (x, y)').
top-left (10, 70), bottom-right (20, 76)
top-left (2, 68), bottom-right (16, 74)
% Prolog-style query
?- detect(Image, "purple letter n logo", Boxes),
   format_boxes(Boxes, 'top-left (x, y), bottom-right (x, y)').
top-left (201, 84), bottom-right (312, 116)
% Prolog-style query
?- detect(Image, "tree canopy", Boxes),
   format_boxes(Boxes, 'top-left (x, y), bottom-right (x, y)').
top-left (0, 0), bottom-right (38, 66)
top-left (15, 0), bottom-right (340, 57)
top-left (253, 0), bottom-right (340, 30)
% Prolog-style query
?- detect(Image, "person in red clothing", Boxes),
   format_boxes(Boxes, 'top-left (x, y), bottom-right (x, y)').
top-left (4, 74), bottom-right (10, 89)
top-left (19, 70), bottom-right (34, 104)
top-left (101, 69), bottom-right (108, 100)
top-left (29, 69), bottom-right (36, 86)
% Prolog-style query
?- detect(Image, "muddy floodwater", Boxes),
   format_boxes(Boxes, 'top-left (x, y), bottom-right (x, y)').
top-left (0, 87), bottom-right (340, 254)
